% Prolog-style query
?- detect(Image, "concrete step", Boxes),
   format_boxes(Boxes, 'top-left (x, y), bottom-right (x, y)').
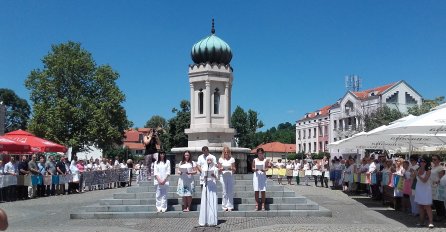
top-left (71, 208), bottom-right (332, 219)
top-left (136, 179), bottom-right (275, 186)
top-left (126, 185), bottom-right (287, 193)
top-left (84, 202), bottom-right (319, 212)
top-left (113, 191), bottom-right (296, 199)
top-left (99, 196), bottom-right (308, 206)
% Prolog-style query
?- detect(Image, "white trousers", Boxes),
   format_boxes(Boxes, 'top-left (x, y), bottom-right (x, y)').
top-left (220, 173), bottom-right (234, 210)
top-left (156, 184), bottom-right (168, 211)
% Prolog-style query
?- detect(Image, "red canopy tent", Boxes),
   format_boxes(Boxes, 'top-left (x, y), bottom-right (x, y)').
top-left (0, 136), bottom-right (31, 153)
top-left (4, 129), bottom-right (68, 153)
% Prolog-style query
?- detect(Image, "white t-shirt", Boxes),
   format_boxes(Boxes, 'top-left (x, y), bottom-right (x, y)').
top-left (219, 157), bottom-right (235, 174)
top-left (154, 160), bottom-right (171, 185)
top-left (294, 163), bottom-right (301, 171)
top-left (197, 154), bottom-right (217, 185)
top-left (430, 165), bottom-right (443, 183)
top-left (440, 175), bottom-right (446, 187)
top-left (368, 162), bottom-right (376, 173)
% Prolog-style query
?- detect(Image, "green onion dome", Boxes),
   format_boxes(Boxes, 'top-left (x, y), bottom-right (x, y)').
top-left (191, 19), bottom-right (232, 65)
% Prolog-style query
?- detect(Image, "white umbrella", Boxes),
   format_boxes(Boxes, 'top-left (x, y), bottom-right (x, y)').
top-left (376, 107), bottom-right (446, 136)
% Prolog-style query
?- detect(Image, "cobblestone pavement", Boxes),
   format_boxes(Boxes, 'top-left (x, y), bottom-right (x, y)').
top-left (2, 182), bottom-right (446, 231)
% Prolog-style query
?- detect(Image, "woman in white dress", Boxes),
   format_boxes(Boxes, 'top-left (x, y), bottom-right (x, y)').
top-left (199, 157), bottom-right (219, 226)
top-left (252, 148), bottom-right (270, 211)
top-left (177, 151), bottom-right (197, 212)
top-left (415, 157), bottom-right (434, 228)
top-left (154, 151), bottom-right (170, 213)
top-left (218, 146), bottom-right (236, 211)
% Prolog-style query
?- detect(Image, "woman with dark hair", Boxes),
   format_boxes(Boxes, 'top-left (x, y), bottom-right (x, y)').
top-left (415, 156), bottom-right (434, 228)
top-left (176, 151), bottom-right (197, 212)
top-left (154, 151), bottom-right (170, 212)
top-left (143, 128), bottom-right (161, 180)
top-left (252, 148), bottom-right (270, 211)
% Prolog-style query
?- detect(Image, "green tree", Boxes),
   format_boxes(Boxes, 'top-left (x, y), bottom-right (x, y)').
top-left (231, 106), bottom-right (264, 148)
top-left (364, 106), bottom-right (404, 132)
top-left (408, 96), bottom-right (445, 116)
top-left (0, 89), bottom-right (31, 132)
top-left (163, 100), bottom-right (190, 151)
top-left (144, 115), bottom-right (167, 129)
top-left (25, 41), bottom-right (131, 155)
top-left (231, 106), bottom-right (248, 147)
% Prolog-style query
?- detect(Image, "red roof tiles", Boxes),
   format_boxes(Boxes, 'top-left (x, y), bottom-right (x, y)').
top-left (352, 82), bottom-right (396, 100)
top-left (251, 142), bottom-right (296, 154)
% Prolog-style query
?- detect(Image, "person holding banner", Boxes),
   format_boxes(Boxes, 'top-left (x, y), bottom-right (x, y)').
top-left (303, 160), bottom-right (311, 186)
top-left (392, 158), bottom-right (404, 211)
top-left (18, 155), bottom-right (30, 200)
top-left (28, 154), bottom-right (40, 198)
top-left (154, 151), bottom-right (170, 213)
top-left (252, 148), bottom-right (270, 211)
top-left (276, 159), bottom-right (285, 185)
top-left (293, 160), bottom-right (301, 185)
top-left (218, 146), bottom-right (236, 211)
top-left (4, 157), bottom-right (17, 201)
top-left (415, 156), bottom-right (434, 228)
top-left (430, 155), bottom-right (445, 221)
top-left (37, 156), bottom-right (46, 197)
top-left (286, 160), bottom-right (294, 185)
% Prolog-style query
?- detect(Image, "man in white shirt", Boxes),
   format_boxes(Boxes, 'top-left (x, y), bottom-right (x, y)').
top-left (431, 155), bottom-right (445, 221)
top-left (196, 146), bottom-right (216, 187)
top-left (4, 157), bottom-right (18, 201)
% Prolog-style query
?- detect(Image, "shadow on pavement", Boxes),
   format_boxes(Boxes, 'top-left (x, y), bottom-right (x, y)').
top-left (349, 194), bottom-right (446, 229)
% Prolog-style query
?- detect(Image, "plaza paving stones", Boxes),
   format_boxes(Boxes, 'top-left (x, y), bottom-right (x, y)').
top-left (2, 181), bottom-right (446, 231)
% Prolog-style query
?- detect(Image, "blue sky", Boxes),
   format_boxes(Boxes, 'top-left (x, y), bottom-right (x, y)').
top-left (1, 1), bottom-right (445, 130)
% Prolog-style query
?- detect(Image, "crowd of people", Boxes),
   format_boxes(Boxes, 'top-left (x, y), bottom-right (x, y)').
top-left (0, 154), bottom-right (132, 202)
top-left (285, 153), bottom-right (446, 229)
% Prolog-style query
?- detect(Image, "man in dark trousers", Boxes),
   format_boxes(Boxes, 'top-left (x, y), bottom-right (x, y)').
top-left (56, 156), bottom-right (67, 195)
top-left (17, 155), bottom-right (30, 200)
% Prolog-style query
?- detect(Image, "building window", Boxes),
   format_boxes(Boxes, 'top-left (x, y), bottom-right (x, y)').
top-left (298, 144), bottom-right (301, 152)
top-left (314, 142), bottom-right (316, 152)
top-left (405, 92), bottom-right (417, 105)
top-left (308, 143), bottom-right (311, 153)
top-left (298, 130), bottom-right (301, 140)
top-left (334, 120), bottom-right (337, 131)
top-left (198, 89), bottom-right (204, 114)
top-left (213, 88), bottom-right (220, 114)
top-left (308, 129), bottom-right (311, 138)
top-left (303, 130), bottom-right (306, 139)
top-left (313, 128), bottom-right (316, 138)
top-left (319, 142), bottom-right (323, 152)
top-left (324, 126), bottom-right (328, 135)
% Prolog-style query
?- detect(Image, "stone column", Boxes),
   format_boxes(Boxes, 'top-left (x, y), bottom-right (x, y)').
top-left (224, 82), bottom-right (230, 127)
top-left (190, 83), bottom-right (195, 127)
top-left (205, 80), bottom-right (211, 125)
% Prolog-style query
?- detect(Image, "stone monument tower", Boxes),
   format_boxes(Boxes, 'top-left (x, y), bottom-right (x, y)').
top-left (171, 19), bottom-right (250, 173)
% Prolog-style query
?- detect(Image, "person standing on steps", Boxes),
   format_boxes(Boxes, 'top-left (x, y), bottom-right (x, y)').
top-left (154, 151), bottom-right (170, 213)
top-left (177, 151), bottom-right (197, 212)
top-left (286, 160), bottom-right (294, 185)
top-left (197, 146), bottom-right (217, 189)
top-left (199, 157), bottom-right (219, 226)
top-left (252, 148), bottom-right (270, 211)
top-left (218, 146), bottom-right (236, 211)
top-left (143, 128), bottom-right (161, 181)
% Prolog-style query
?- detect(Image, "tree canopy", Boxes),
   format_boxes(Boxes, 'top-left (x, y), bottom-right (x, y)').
top-left (231, 106), bottom-right (264, 148)
top-left (25, 41), bottom-right (132, 155)
top-left (144, 115), bottom-right (167, 130)
top-left (408, 96), bottom-right (445, 116)
top-left (0, 89), bottom-right (31, 133)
